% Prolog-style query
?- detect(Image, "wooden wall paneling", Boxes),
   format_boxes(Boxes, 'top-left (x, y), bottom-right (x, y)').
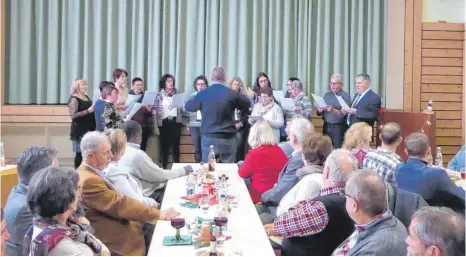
top-left (463, 22), bottom-right (466, 144)
top-left (422, 31), bottom-right (465, 40)
top-left (422, 57), bottom-right (463, 66)
top-left (421, 66), bottom-right (463, 75)
top-left (419, 22), bottom-right (465, 165)
top-left (404, 0), bottom-right (414, 112)
top-left (421, 84), bottom-right (462, 93)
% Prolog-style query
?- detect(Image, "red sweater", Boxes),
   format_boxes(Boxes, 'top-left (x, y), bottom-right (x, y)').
top-left (238, 145), bottom-right (288, 203)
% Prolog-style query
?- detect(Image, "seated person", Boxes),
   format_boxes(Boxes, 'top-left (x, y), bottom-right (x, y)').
top-left (238, 121), bottom-right (288, 203)
top-left (4, 146), bottom-right (90, 256)
top-left (256, 116), bottom-right (314, 224)
top-left (119, 121), bottom-right (190, 203)
top-left (104, 128), bottom-right (159, 208)
top-left (1, 208), bottom-right (10, 256)
top-left (406, 206), bottom-right (465, 256)
top-left (395, 132), bottom-right (465, 213)
top-left (265, 149), bottom-right (357, 256)
top-left (24, 166), bottom-right (110, 256)
top-left (447, 145), bottom-right (465, 172)
top-left (342, 122), bottom-right (372, 168)
top-left (332, 170), bottom-right (408, 256)
top-left (363, 122), bottom-right (402, 185)
top-left (77, 131), bottom-right (179, 255)
top-left (276, 133), bottom-right (333, 217)
top-left (278, 120), bottom-right (294, 159)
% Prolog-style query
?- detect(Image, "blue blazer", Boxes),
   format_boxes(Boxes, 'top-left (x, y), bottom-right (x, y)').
top-left (395, 158), bottom-right (465, 214)
top-left (349, 89), bottom-right (381, 127)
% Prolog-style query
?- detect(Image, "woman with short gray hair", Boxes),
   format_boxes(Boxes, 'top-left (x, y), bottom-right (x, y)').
top-left (24, 166), bottom-right (110, 256)
top-left (238, 121), bottom-right (288, 203)
top-left (284, 80), bottom-right (313, 121)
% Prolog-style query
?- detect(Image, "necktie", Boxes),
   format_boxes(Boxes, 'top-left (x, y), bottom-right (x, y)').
top-left (347, 94), bottom-right (361, 125)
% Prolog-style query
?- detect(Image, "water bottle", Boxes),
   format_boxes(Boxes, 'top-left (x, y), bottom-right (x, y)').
top-left (435, 146), bottom-right (443, 168)
top-left (208, 145), bottom-right (216, 171)
top-left (0, 142), bottom-right (5, 167)
top-left (217, 175), bottom-right (228, 201)
top-left (217, 193), bottom-right (229, 217)
top-left (186, 169), bottom-right (195, 196)
top-left (195, 166), bottom-right (204, 194)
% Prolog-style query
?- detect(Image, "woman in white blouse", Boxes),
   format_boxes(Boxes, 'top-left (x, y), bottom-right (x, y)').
top-left (276, 133), bottom-right (333, 217)
top-left (249, 86), bottom-right (284, 142)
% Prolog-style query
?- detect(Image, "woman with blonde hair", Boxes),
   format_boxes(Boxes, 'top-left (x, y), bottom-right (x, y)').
top-left (238, 121), bottom-right (288, 203)
top-left (342, 122), bottom-right (372, 168)
top-left (229, 77), bottom-right (253, 161)
top-left (103, 129), bottom-right (159, 208)
top-left (67, 79), bottom-right (96, 168)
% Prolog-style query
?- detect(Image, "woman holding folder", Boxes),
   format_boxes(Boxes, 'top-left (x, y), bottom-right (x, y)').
top-left (128, 77), bottom-right (154, 151)
top-left (249, 87), bottom-right (284, 142)
top-left (155, 74), bottom-right (184, 168)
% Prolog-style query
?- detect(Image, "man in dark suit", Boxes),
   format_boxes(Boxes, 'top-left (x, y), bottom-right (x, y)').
top-left (343, 73), bottom-right (381, 127)
top-left (395, 132), bottom-right (465, 214)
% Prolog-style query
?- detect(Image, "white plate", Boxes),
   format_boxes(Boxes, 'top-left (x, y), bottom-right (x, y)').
top-left (195, 247), bottom-right (242, 256)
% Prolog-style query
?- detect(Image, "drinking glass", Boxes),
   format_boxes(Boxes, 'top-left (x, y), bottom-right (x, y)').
top-left (199, 194), bottom-right (210, 215)
top-left (230, 190), bottom-right (240, 209)
top-left (170, 217), bottom-right (186, 242)
top-left (460, 168), bottom-right (466, 180)
top-left (213, 216), bottom-right (228, 247)
top-left (185, 215), bottom-right (198, 236)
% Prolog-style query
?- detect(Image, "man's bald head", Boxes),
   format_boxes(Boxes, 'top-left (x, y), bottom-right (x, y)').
top-left (324, 149), bottom-right (359, 186)
top-left (381, 122), bottom-right (402, 146)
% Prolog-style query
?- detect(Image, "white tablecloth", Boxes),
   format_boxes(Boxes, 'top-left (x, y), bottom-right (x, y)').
top-left (148, 163), bottom-right (275, 256)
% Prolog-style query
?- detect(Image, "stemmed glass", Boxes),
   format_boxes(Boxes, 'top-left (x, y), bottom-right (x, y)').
top-left (213, 216), bottom-right (228, 246)
top-left (170, 217), bottom-right (186, 242)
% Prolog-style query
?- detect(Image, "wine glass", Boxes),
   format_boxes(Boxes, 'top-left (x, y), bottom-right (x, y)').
top-left (170, 217), bottom-right (186, 242)
top-left (199, 194), bottom-right (210, 215)
top-left (213, 216), bottom-right (228, 247)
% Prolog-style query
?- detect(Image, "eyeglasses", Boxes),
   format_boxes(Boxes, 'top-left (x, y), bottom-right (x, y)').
top-left (339, 189), bottom-right (355, 200)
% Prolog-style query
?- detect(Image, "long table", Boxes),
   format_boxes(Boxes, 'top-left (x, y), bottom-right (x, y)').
top-left (148, 163), bottom-right (275, 256)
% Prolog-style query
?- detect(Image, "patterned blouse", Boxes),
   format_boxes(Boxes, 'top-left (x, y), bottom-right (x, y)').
top-left (102, 102), bottom-right (124, 130)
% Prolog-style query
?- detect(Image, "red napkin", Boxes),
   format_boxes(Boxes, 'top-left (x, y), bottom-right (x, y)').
top-left (180, 193), bottom-right (235, 206)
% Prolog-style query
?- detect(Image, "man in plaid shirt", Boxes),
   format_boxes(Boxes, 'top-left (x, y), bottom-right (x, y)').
top-left (363, 122), bottom-right (402, 184)
top-left (264, 149), bottom-right (358, 256)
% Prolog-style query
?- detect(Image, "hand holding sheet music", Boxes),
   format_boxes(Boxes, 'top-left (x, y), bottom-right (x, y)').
top-left (126, 103), bottom-right (142, 120)
top-left (170, 93), bottom-right (186, 108)
top-left (336, 95), bottom-right (350, 110)
top-left (311, 94), bottom-right (328, 108)
top-left (126, 94), bottom-right (142, 106)
top-left (281, 98), bottom-right (294, 111)
top-left (141, 91), bottom-right (157, 106)
top-left (250, 116), bottom-right (264, 122)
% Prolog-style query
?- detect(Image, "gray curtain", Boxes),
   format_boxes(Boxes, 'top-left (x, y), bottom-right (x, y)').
top-left (5, 0), bottom-right (387, 104)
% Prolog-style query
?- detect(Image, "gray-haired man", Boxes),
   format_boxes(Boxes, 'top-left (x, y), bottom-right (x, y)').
top-left (316, 74), bottom-right (352, 148)
top-left (265, 149), bottom-right (358, 256)
top-left (406, 206), bottom-right (464, 256)
top-left (332, 169), bottom-right (407, 256)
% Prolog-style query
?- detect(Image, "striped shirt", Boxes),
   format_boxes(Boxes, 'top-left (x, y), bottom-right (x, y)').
top-left (363, 148), bottom-right (401, 184)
